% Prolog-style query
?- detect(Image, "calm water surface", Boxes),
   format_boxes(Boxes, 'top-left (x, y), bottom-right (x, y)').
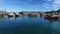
top-left (0, 16), bottom-right (60, 34)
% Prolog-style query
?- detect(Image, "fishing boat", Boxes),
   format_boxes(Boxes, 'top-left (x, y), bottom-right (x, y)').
top-left (28, 13), bottom-right (37, 17)
top-left (50, 15), bottom-right (59, 19)
top-left (44, 15), bottom-right (50, 19)
top-left (15, 13), bottom-right (19, 17)
top-left (8, 12), bottom-right (14, 17)
top-left (44, 14), bottom-right (59, 20)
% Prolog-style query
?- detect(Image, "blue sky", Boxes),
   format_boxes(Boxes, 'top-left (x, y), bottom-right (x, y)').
top-left (0, 0), bottom-right (60, 12)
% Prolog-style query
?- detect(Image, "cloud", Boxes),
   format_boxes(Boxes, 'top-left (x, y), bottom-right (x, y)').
top-left (51, 4), bottom-right (59, 10)
top-left (53, 0), bottom-right (60, 5)
top-left (46, 0), bottom-right (52, 2)
top-left (0, 0), bottom-right (3, 2)
top-left (51, 0), bottom-right (60, 10)
top-left (43, 0), bottom-right (60, 10)
top-left (0, 0), bottom-right (4, 2)
top-left (0, 0), bottom-right (7, 4)
top-left (0, 0), bottom-right (20, 4)
top-left (42, 0), bottom-right (52, 3)
top-left (27, 0), bottom-right (33, 2)
top-left (40, 0), bottom-right (53, 9)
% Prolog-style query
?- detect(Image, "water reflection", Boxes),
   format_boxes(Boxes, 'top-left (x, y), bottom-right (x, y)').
top-left (8, 17), bottom-right (14, 20)
top-left (44, 17), bottom-right (60, 34)
top-left (0, 16), bottom-right (4, 19)
top-left (0, 16), bottom-right (60, 34)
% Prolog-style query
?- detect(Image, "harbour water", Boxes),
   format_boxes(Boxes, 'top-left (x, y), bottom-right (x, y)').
top-left (0, 15), bottom-right (60, 34)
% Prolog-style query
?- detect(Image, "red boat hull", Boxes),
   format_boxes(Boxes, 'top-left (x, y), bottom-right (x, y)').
top-left (50, 17), bottom-right (58, 19)
top-left (44, 15), bottom-right (59, 20)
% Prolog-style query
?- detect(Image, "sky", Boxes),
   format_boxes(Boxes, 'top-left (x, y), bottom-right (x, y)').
top-left (0, 0), bottom-right (60, 12)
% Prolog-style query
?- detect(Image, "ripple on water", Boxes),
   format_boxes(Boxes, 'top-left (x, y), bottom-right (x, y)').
top-left (0, 16), bottom-right (59, 34)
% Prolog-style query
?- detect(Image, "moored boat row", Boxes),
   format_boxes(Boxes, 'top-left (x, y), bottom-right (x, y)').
top-left (44, 14), bottom-right (59, 20)
top-left (8, 12), bottom-right (19, 17)
top-left (2, 11), bottom-right (60, 21)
